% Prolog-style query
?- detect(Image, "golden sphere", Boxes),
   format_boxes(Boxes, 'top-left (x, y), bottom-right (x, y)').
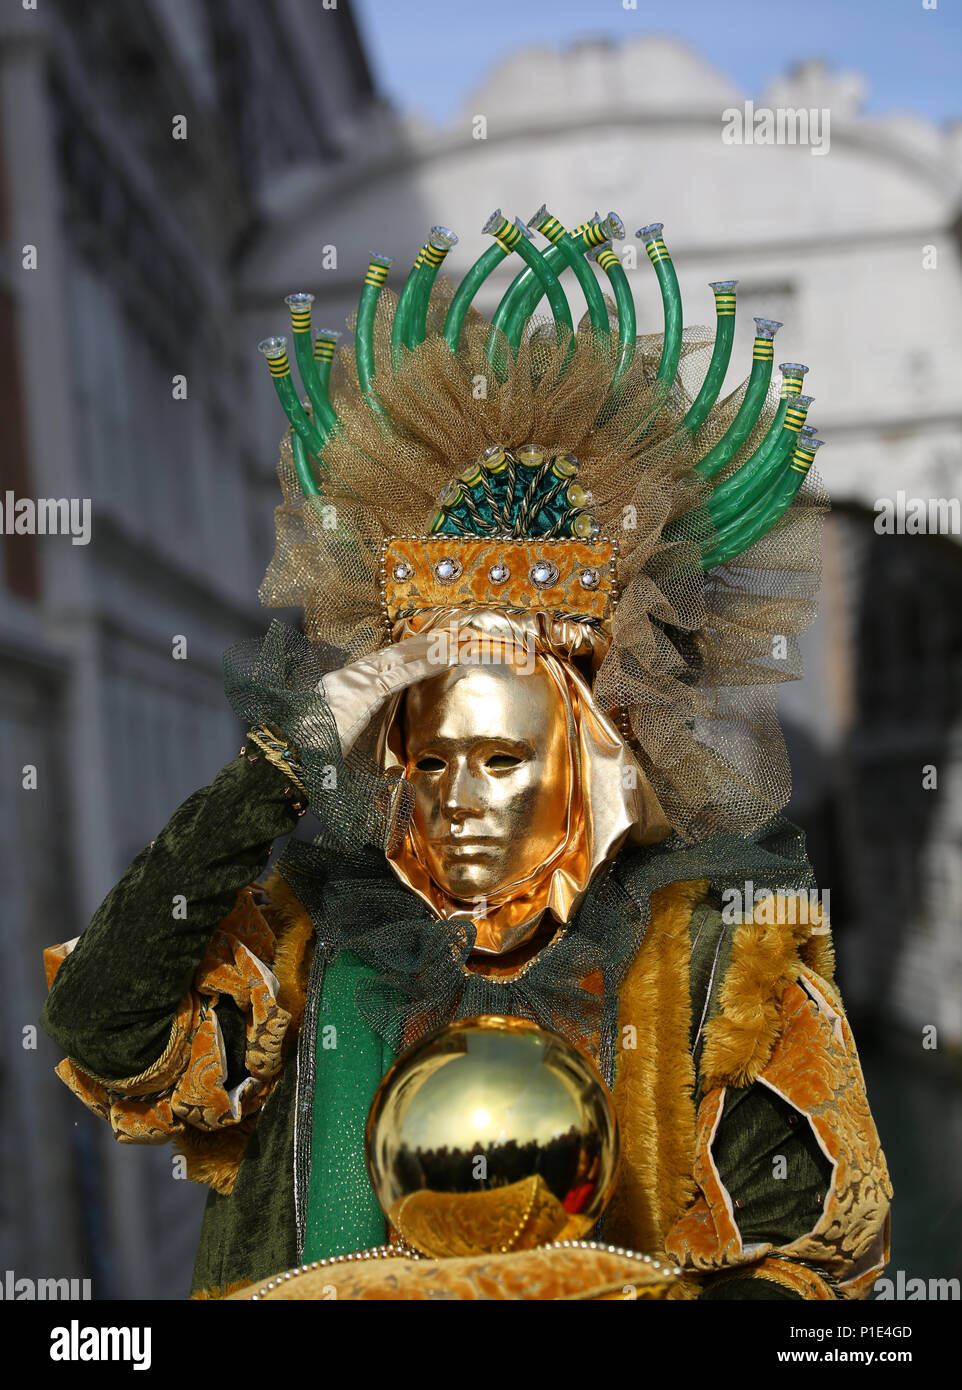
top-left (365, 1015), bottom-right (620, 1259)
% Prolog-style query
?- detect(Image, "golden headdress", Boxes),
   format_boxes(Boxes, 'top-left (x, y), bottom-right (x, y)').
top-left (257, 209), bottom-right (827, 846)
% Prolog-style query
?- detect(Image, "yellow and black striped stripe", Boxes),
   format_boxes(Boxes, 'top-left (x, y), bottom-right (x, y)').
top-left (580, 221), bottom-right (608, 248)
top-left (490, 217), bottom-right (522, 253)
top-left (784, 403), bottom-right (810, 432)
top-left (364, 258), bottom-right (391, 288)
top-left (314, 337), bottom-right (337, 362)
top-left (421, 241), bottom-right (448, 266)
top-left (538, 214), bottom-right (566, 244)
top-left (267, 353), bottom-right (291, 378)
top-left (752, 339), bottom-right (775, 360)
top-left (595, 246), bottom-right (619, 271)
top-left (645, 238), bottom-right (670, 264)
top-left (713, 291), bottom-right (737, 316)
top-left (791, 444), bottom-right (817, 473)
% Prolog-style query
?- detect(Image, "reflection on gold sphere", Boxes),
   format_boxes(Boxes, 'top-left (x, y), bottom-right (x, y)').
top-left (365, 1016), bottom-right (620, 1259)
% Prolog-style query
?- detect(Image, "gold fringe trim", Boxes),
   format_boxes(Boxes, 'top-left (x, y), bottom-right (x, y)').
top-left (603, 879), bottom-right (707, 1255)
top-left (174, 1120), bottom-right (258, 1198)
top-left (698, 894), bottom-right (831, 1093)
top-left (261, 869), bottom-right (316, 1036)
top-left (665, 1275), bottom-right (703, 1301)
top-left (800, 916), bottom-right (835, 983)
top-left (190, 1277), bottom-right (255, 1301)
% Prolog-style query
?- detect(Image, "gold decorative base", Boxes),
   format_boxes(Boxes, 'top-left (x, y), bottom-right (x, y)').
top-left (229, 1241), bottom-right (682, 1302)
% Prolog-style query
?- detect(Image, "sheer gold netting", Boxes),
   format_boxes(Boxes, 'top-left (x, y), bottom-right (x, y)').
top-left (259, 280), bottom-right (828, 841)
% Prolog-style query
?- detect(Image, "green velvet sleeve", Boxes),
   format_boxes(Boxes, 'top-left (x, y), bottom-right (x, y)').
top-left (696, 1086), bottom-right (833, 1301)
top-left (712, 1084), bottom-right (832, 1246)
top-left (40, 750), bottom-right (302, 1082)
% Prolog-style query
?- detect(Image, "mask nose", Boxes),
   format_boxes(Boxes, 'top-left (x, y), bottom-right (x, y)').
top-left (441, 756), bottom-right (483, 820)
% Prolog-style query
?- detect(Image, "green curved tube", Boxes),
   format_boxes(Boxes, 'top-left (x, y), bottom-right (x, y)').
top-left (390, 254), bottom-right (424, 366)
top-left (292, 331), bottom-right (337, 434)
top-left (528, 206), bottom-right (609, 337)
top-left (589, 241), bottom-right (635, 391)
top-left (286, 295), bottom-right (338, 435)
top-left (314, 329), bottom-right (340, 395)
top-left (356, 257), bottom-right (392, 401)
top-left (709, 393), bottom-right (813, 527)
top-left (694, 319), bottom-right (782, 479)
top-left (684, 282), bottom-right (738, 432)
top-left (258, 339), bottom-right (327, 460)
top-left (409, 227), bottom-right (458, 347)
top-left (701, 438), bottom-right (822, 569)
top-left (708, 413), bottom-right (793, 527)
top-left (291, 428), bottom-right (322, 497)
top-left (490, 220), bottom-right (572, 346)
top-left (499, 247), bottom-right (561, 349)
top-left (482, 216), bottom-right (572, 377)
top-left (443, 241), bottom-right (509, 352)
top-left (270, 373), bottom-right (326, 456)
top-left (637, 224), bottom-right (683, 388)
top-left (504, 213), bottom-right (620, 347)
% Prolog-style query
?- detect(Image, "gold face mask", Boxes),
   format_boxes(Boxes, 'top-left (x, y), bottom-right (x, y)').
top-left (380, 615), bottom-right (669, 960)
top-left (402, 658), bottom-right (571, 906)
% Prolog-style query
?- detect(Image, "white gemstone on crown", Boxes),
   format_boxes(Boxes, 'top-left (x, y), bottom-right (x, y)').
top-left (530, 560), bottom-right (560, 588)
top-left (434, 557), bottom-right (462, 583)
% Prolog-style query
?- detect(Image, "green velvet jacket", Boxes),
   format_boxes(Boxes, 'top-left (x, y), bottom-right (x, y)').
top-left (40, 749), bottom-right (890, 1300)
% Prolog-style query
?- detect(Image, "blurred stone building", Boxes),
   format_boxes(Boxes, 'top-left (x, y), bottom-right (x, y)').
top-left (0, 0), bottom-right (382, 1299)
top-left (241, 36), bottom-right (962, 1050)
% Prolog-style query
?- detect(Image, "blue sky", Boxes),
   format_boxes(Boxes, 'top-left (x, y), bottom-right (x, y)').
top-left (353, 0), bottom-right (962, 127)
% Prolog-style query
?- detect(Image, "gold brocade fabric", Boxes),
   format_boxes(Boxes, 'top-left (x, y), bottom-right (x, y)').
top-left (226, 1246), bottom-right (680, 1301)
top-left (258, 283), bottom-right (828, 842)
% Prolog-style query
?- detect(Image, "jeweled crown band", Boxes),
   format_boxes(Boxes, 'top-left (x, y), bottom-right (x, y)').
top-left (381, 536), bottom-right (617, 626)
